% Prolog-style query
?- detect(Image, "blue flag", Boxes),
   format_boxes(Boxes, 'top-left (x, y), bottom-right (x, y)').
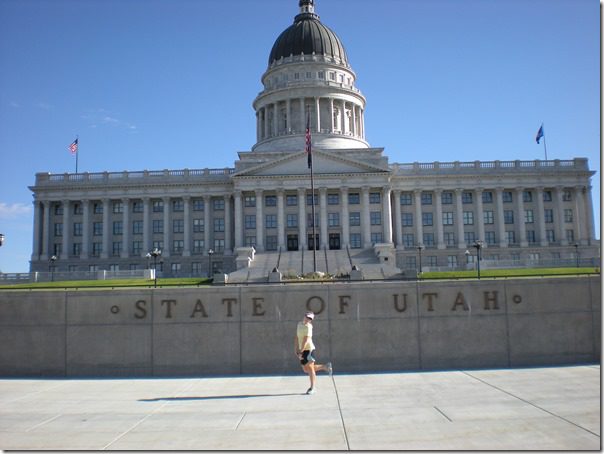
top-left (535, 125), bottom-right (544, 144)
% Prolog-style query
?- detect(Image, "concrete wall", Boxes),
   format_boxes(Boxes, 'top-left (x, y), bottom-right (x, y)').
top-left (0, 276), bottom-right (600, 377)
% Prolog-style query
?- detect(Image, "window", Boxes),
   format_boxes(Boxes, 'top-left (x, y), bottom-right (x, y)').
top-left (327, 194), bottom-right (339, 205)
top-left (318, 71), bottom-right (325, 79)
top-left (370, 211), bottom-right (382, 225)
top-left (54, 223), bottom-right (63, 237)
top-left (265, 235), bottom-right (278, 251)
top-left (213, 199), bottom-right (224, 210)
top-left (482, 191), bottom-right (493, 203)
top-left (286, 195), bottom-right (297, 206)
top-left (172, 200), bottom-right (184, 212)
top-left (544, 209), bottom-right (554, 223)
top-left (213, 239), bottom-right (225, 252)
top-left (328, 212), bottom-right (340, 227)
top-left (524, 210), bottom-right (534, 224)
top-left (192, 262), bottom-right (203, 275)
top-left (349, 233), bottom-right (361, 248)
top-left (502, 191), bottom-right (513, 203)
top-left (565, 230), bottom-right (574, 242)
top-left (193, 219), bottom-right (204, 233)
top-left (306, 194), bottom-right (319, 206)
top-left (173, 219), bottom-right (184, 233)
top-left (462, 192), bottom-right (473, 204)
top-left (73, 222), bottom-right (82, 236)
top-left (523, 191), bottom-right (532, 203)
top-left (444, 232), bottom-right (455, 246)
top-left (152, 220), bottom-right (163, 234)
top-left (464, 231), bottom-right (476, 244)
top-left (442, 212), bottom-right (454, 226)
top-left (266, 214), bottom-right (277, 229)
top-left (173, 240), bottom-right (184, 253)
top-left (245, 236), bottom-right (256, 248)
top-left (53, 243), bottom-right (62, 256)
top-left (485, 231), bottom-right (496, 245)
top-left (546, 230), bottom-right (555, 243)
top-left (193, 239), bottom-right (204, 253)
top-left (132, 241), bottom-right (142, 255)
top-left (112, 241), bottom-right (122, 256)
top-left (92, 242), bottom-right (102, 256)
top-left (152, 240), bottom-right (163, 251)
top-left (245, 215), bottom-right (256, 229)
top-left (447, 256), bottom-right (458, 268)
top-left (526, 230), bottom-right (536, 244)
top-left (93, 222), bottom-right (103, 236)
top-left (422, 212), bottom-right (433, 226)
top-left (563, 190), bottom-right (572, 201)
top-left (421, 193), bottom-right (432, 205)
top-left (371, 232), bottom-right (383, 244)
top-left (402, 212), bottom-right (413, 227)
top-left (193, 199), bottom-right (204, 211)
top-left (463, 211), bottom-right (474, 225)
top-left (400, 193), bottom-right (412, 205)
top-left (113, 221), bottom-right (123, 235)
top-left (329, 71), bottom-right (335, 80)
top-left (402, 234), bottom-right (415, 247)
top-left (72, 243), bottom-right (81, 256)
top-left (245, 195), bottom-right (256, 207)
top-left (564, 209), bottom-right (573, 223)
top-left (264, 195), bottom-right (276, 207)
top-left (349, 212), bottom-right (361, 226)
top-left (405, 256), bottom-right (417, 269)
top-left (369, 192), bottom-right (381, 204)
top-left (287, 214), bottom-right (298, 228)
top-left (506, 231), bottom-right (515, 244)
top-left (348, 193), bottom-right (360, 204)
top-left (152, 200), bottom-right (163, 212)
top-left (543, 191), bottom-right (552, 202)
top-left (428, 256), bottom-right (438, 267)
top-left (214, 218), bottom-right (225, 232)
top-left (441, 192), bottom-right (453, 204)
top-left (483, 211), bottom-right (494, 224)
top-left (504, 210), bottom-right (514, 224)
top-left (133, 201), bottom-right (144, 213)
top-left (423, 233), bottom-right (434, 246)
top-left (73, 203), bottom-right (83, 215)
top-left (93, 203), bottom-right (102, 214)
top-left (133, 220), bottom-right (143, 235)
top-left (110, 201), bottom-right (122, 214)
top-left (307, 213), bottom-right (319, 227)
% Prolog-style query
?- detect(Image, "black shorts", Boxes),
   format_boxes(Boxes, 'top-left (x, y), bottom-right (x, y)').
top-left (300, 350), bottom-right (316, 365)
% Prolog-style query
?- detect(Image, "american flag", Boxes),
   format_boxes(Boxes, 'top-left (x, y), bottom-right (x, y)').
top-left (69, 138), bottom-right (78, 155)
top-left (305, 115), bottom-right (312, 169)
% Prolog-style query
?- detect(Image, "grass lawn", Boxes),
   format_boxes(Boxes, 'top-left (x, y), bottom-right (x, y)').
top-left (0, 277), bottom-right (211, 290)
top-left (420, 267), bottom-right (599, 279)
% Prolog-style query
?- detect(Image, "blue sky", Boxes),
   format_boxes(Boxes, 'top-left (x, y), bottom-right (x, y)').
top-left (0, 0), bottom-right (599, 272)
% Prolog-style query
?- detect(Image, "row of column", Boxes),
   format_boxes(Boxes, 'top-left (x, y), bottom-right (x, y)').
top-left (257, 96), bottom-right (365, 140)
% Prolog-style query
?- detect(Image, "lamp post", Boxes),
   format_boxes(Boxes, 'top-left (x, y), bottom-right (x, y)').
top-left (416, 244), bottom-right (425, 277)
top-left (208, 249), bottom-right (214, 278)
top-left (574, 243), bottom-right (579, 268)
top-left (49, 255), bottom-right (57, 282)
top-left (465, 241), bottom-right (483, 279)
top-left (149, 248), bottom-right (162, 288)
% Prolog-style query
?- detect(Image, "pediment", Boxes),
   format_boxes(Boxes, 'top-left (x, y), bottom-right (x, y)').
top-left (232, 150), bottom-right (389, 178)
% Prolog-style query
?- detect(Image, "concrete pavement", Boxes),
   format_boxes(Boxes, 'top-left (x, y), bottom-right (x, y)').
top-left (0, 364), bottom-right (600, 450)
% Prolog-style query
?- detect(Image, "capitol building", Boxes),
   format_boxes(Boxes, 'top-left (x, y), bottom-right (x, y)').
top-left (29, 0), bottom-right (598, 278)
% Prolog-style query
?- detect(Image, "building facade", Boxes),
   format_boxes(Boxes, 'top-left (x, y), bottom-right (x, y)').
top-left (29, 0), bottom-right (598, 276)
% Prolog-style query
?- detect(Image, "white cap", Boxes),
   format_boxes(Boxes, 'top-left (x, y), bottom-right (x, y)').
top-left (305, 311), bottom-right (315, 319)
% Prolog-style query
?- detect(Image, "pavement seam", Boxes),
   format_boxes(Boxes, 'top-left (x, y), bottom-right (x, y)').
top-left (433, 406), bottom-right (452, 422)
top-left (330, 374), bottom-right (351, 451)
top-left (461, 371), bottom-right (600, 439)
top-left (25, 414), bottom-right (63, 432)
top-left (235, 412), bottom-right (246, 430)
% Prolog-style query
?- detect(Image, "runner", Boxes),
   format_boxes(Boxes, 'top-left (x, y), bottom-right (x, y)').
top-left (295, 311), bottom-right (332, 394)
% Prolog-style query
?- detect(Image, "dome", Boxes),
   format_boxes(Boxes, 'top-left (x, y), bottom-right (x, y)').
top-left (268, 2), bottom-right (348, 66)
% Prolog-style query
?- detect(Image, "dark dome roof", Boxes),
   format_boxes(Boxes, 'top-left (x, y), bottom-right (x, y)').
top-left (268, 11), bottom-right (348, 66)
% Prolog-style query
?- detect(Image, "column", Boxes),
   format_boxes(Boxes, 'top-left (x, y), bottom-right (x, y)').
top-left (277, 189), bottom-right (286, 250)
top-left (495, 188), bottom-right (507, 248)
top-left (272, 103), bottom-right (278, 137)
top-left (329, 98), bottom-right (335, 132)
top-left (341, 187), bottom-right (349, 248)
top-left (361, 186), bottom-right (371, 248)
top-left (233, 191), bottom-right (243, 249)
top-left (255, 190), bottom-right (264, 252)
top-left (434, 189), bottom-right (445, 249)
top-left (475, 188), bottom-right (485, 245)
top-left (101, 199), bottom-right (110, 259)
top-left (203, 195), bottom-right (211, 253)
top-left (555, 186), bottom-right (567, 246)
top-left (315, 97), bottom-right (320, 132)
top-left (382, 187), bottom-right (392, 244)
top-left (256, 112), bottom-right (260, 141)
top-left (162, 197), bottom-right (170, 257)
top-left (264, 106), bottom-right (269, 139)
top-left (393, 190), bottom-right (403, 248)
top-left (121, 198), bottom-right (130, 258)
top-left (340, 100), bottom-right (346, 134)
top-left (414, 190), bottom-right (423, 247)
top-left (585, 185), bottom-right (595, 242)
top-left (224, 194), bottom-right (232, 254)
top-left (286, 99), bottom-right (291, 133)
top-left (61, 200), bottom-right (70, 259)
top-left (31, 200), bottom-right (42, 260)
top-left (515, 188), bottom-right (527, 247)
top-left (81, 200), bottom-right (90, 258)
top-left (536, 187), bottom-right (547, 246)
top-left (319, 188), bottom-right (328, 248)
top-left (41, 201), bottom-right (51, 260)
top-left (352, 104), bottom-right (357, 137)
top-left (573, 186), bottom-right (585, 245)
top-left (298, 188), bottom-right (307, 249)
top-left (143, 197), bottom-right (151, 255)
top-left (183, 196), bottom-right (191, 256)
top-left (455, 189), bottom-right (465, 249)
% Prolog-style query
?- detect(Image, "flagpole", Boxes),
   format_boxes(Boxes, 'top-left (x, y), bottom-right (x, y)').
top-left (75, 135), bottom-right (79, 173)
top-left (310, 153), bottom-right (317, 273)
top-left (542, 134), bottom-right (548, 161)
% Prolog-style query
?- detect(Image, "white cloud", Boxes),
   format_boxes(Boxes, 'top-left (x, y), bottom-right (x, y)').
top-left (0, 202), bottom-right (32, 221)
top-left (82, 108), bottom-right (137, 131)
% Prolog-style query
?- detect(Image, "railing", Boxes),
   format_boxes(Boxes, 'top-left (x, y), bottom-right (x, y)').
top-left (390, 158), bottom-right (590, 174)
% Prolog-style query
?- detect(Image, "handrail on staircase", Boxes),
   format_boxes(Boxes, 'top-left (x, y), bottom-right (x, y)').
top-left (276, 246), bottom-right (282, 270)
top-left (346, 245), bottom-right (353, 268)
top-left (323, 246), bottom-right (329, 274)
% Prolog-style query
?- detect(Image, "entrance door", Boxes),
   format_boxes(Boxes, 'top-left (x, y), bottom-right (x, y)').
top-left (287, 234), bottom-right (298, 251)
top-left (307, 234), bottom-right (320, 250)
top-left (329, 233), bottom-right (341, 250)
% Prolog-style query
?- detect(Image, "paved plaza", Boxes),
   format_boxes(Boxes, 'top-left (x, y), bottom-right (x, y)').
top-left (0, 365), bottom-right (600, 450)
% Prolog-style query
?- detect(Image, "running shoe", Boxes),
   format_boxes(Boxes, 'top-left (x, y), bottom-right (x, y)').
top-left (306, 387), bottom-right (315, 395)
top-left (326, 362), bottom-right (333, 376)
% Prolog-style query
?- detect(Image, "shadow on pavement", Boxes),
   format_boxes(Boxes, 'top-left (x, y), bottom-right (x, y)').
top-left (139, 393), bottom-right (303, 401)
